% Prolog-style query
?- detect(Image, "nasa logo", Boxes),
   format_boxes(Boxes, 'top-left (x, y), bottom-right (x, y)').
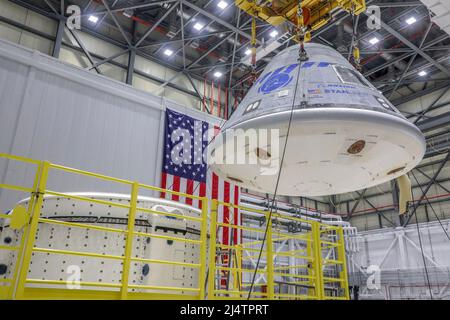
top-left (258, 64), bottom-right (299, 94)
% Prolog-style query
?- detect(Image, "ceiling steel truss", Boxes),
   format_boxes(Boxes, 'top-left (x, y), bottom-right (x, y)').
top-left (5, 0), bottom-right (448, 105)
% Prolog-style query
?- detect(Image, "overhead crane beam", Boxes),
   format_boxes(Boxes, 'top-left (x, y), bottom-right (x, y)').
top-left (235, 0), bottom-right (366, 42)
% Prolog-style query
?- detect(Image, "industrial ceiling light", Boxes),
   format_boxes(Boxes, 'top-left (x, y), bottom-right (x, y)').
top-left (193, 22), bottom-right (205, 31)
top-left (406, 16), bottom-right (417, 25)
top-left (269, 30), bottom-right (279, 38)
top-left (369, 37), bottom-right (380, 45)
top-left (245, 48), bottom-right (252, 55)
top-left (214, 71), bottom-right (223, 78)
top-left (418, 70), bottom-right (427, 77)
top-left (88, 15), bottom-right (99, 24)
top-left (164, 49), bottom-right (174, 57)
top-left (217, 1), bottom-right (229, 9)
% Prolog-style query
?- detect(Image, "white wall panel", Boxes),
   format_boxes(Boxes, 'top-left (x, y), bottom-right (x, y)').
top-left (134, 55), bottom-right (167, 80)
top-left (0, 21), bottom-right (21, 45)
top-left (133, 73), bottom-right (162, 95)
top-left (24, 10), bottom-right (56, 36)
top-left (398, 86), bottom-right (450, 118)
top-left (18, 30), bottom-right (53, 55)
top-left (0, 0), bottom-right (54, 55)
top-left (165, 87), bottom-right (201, 110)
top-left (0, 0), bottom-right (27, 23)
top-left (100, 61), bottom-right (126, 82)
top-left (59, 46), bottom-right (90, 68)
top-left (71, 31), bottom-right (129, 66)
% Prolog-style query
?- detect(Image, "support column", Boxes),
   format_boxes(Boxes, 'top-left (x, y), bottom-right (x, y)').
top-left (52, 18), bottom-right (65, 58)
top-left (126, 49), bottom-right (136, 85)
top-left (397, 231), bottom-right (408, 270)
top-left (126, 20), bottom-right (136, 85)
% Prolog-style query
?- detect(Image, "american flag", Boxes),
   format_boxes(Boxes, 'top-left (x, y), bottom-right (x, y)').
top-left (160, 108), bottom-right (241, 245)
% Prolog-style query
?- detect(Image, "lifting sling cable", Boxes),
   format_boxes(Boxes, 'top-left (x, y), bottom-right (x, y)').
top-left (350, 5), bottom-right (361, 70)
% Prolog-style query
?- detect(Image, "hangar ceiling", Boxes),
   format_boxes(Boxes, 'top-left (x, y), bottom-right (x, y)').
top-left (8, 0), bottom-right (450, 104)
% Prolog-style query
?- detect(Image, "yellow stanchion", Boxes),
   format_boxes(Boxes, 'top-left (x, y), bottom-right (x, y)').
top-left (198, 198), bottom-right (209, 299)
top-left (120, 182), bottom-right (139, 299)
top-left (207, 199), bottom-right (218, 300)
top-left (15, 161), bottom-right (50, 299)
top-left (266, 217), bottom-right (275, 300)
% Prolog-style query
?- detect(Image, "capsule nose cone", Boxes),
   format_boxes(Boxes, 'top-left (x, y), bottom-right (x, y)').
top-left (210, 43), bottom-right (425, 196)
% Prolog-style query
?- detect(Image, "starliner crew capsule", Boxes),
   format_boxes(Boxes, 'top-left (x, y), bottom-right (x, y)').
top-left (210, 43), bottom-right (426, 197)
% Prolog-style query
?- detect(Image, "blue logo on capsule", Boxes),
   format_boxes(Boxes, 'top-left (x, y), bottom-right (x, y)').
top-left (258, 64), bottom-right (298, 94)
top-left (256, 62), bottom-right (331, 94)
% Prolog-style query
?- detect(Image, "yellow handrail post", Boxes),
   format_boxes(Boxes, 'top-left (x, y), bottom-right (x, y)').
top-left (232, 249), bottom-right (237, 292)
top-left (337, 227), bottom-right (350, 300)
top-left (6, 162), bottom-right (42, 299)
top-left (207, 199), bottom-right (218, 300)
top-left (266, 214), bottom-right (274, 300)
top-left (120, 182), bottom-right (139, 300)
top-left (306, 230), bottom-right (314, 297)
top-left (312, 221), bottom-right (324, 300)
top-left (14, 161), bottom-right (50, 299)
top-left (233, 246), bottom-right (242, 292)
top-left (198, 197), bottom-right (209, 300)
top-left (237, 246), bottom-right (242, 291)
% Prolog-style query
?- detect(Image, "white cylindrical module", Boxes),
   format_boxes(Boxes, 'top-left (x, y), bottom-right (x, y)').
top-left (211, 43), bottom-right (426, 196)
top-left (0, 193), bottom-right (202, 295)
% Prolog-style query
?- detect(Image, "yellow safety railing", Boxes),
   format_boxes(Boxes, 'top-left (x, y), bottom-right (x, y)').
top-left (0, 152), bottom-right (349, 300)
top-left (207, 200), bottom-right (349, 300)
top-left (0, 153), bottom-right (209, 300)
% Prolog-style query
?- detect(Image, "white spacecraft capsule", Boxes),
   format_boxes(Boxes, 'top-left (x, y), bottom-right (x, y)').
top-left (0, 193), bottom-right (202, 293)
top-left (210, 43), bottom-right (426, 197)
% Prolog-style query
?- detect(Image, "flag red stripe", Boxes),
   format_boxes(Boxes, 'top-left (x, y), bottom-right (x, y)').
top-left (240, 193), bottom-right (243, 247)
top-left (223, 181), bottom-right (230, 245)
top-left (212, 173), bottom-right (219, 199)
top-left (160, 172), bottom-right (167, 199)
top-left (199, 182), bottom-right (207, 209)
top-left (185, 179), bottom-right (194, 205)
top-left (172, 176), bottom-right (180, 201)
